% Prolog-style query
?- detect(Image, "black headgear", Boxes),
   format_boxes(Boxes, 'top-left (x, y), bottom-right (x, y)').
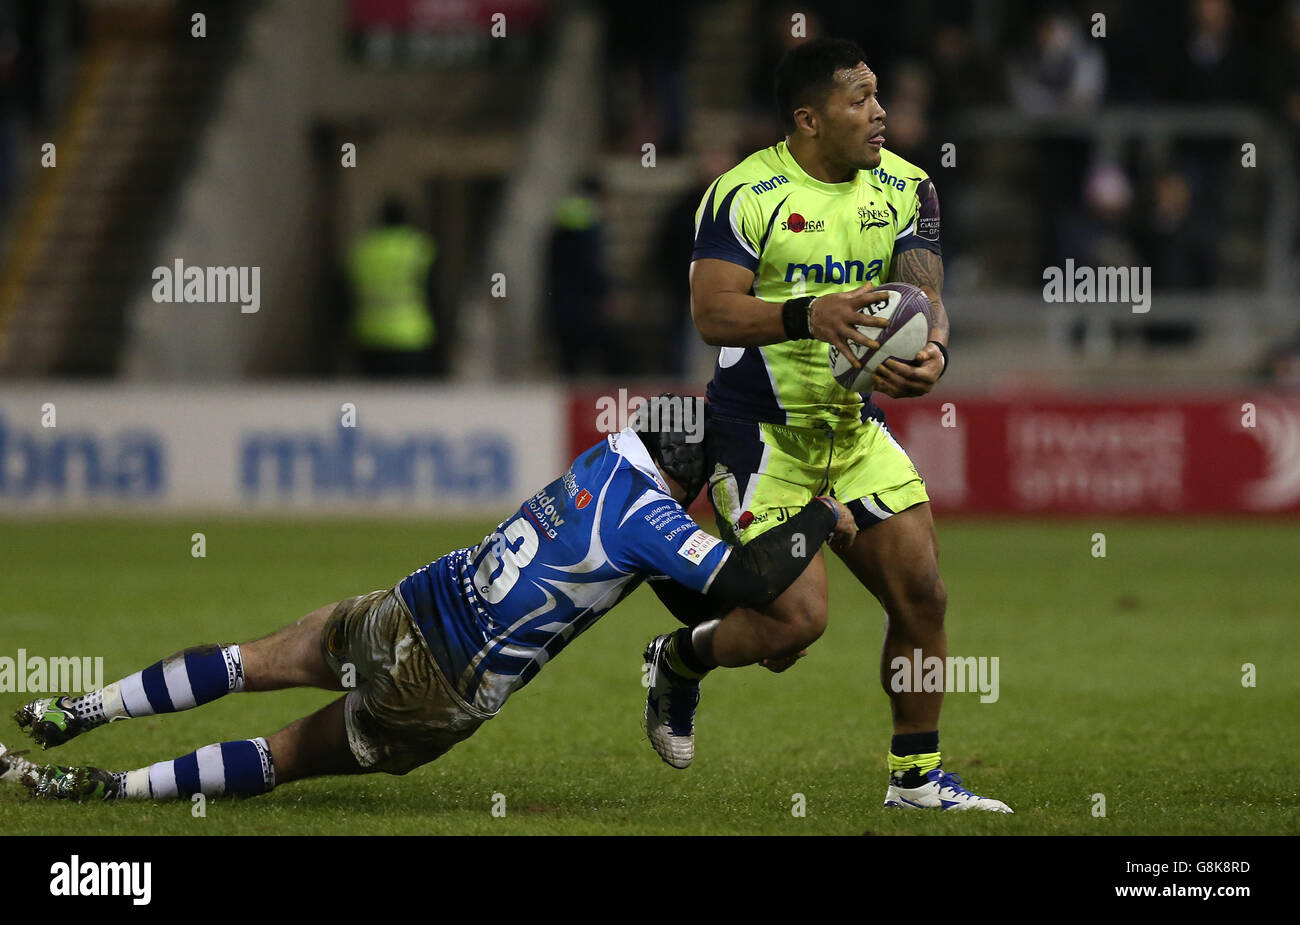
top-left (632, 393), bottom-right (707, 503)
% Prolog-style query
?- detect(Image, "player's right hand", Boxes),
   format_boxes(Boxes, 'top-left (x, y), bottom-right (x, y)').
top-left (820, 496), bottom-right (858, 553)
top-left (809, 285), bottom-right (891, 369)
top-left (760, 649), bottom-right (807, 673)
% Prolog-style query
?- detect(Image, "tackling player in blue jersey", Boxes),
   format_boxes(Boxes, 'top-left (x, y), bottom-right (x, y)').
top-left (1, 398), bottom-right (855, 802)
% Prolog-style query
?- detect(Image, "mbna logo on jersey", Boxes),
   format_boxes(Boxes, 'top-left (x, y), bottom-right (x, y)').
top-left (785, 256), bottom-right (884, 284)
top-left (873, 166), bottom-right (909, 191)
top-left (782, 212), bottom-right (825, 233)
top-left (749, 175), bottom-right (788, 195)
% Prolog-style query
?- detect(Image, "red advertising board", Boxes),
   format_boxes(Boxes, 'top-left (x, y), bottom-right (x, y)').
top-left (883, 395), bottom-right (1300, 515)
top-left (566, 390), bottom-right (1300, 516)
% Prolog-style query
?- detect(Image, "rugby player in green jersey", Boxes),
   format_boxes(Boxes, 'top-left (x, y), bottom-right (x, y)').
top-left (642, 37), bottom-right (1010, 812)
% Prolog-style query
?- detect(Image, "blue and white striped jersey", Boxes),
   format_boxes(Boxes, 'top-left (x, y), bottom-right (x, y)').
top-left (399, 428), bottom-right (730, 715)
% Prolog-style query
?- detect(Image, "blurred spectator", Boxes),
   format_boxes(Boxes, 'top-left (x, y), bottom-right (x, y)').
top-left (600, 0), bottom-right (692, 156)
top-left (1258, 337), bottom-right (1300, 386)
top-left (347, 197), bottom-right (438, 379)
top-left (546, 176), bottom-right (620, 377)
top-left (748, 3), bottom-right (826, 126)
top-left (1270, 2), bottom-right (1300, 131)
top-left (1055, 161), bottom-right (1140, 271)
top-left (653, 146), bottom-right (737, 376)
top-left (0, 8), bottom-right (16, 226)
top-left (1270, 1), bottom-right (1300, 257)
top-left (929, 20), bottom-right (1007, 115)
top-left (0, 0), bottom-right (87, 227)
top-left (1007, 9), bottom-right (1106, 113)
top-left (1140, 168), bottom-right (1217, 289)
top-left (879, 60), bottom-right (935, 166)
top-left (1010, 10), bottom-right (1105, 282)
top-left (881, 96), bottom-right (931, 166)
top-left (1164, 5), bottom-right (1243, 253)
top-left (1173, 0), bottom-right (1252, 103)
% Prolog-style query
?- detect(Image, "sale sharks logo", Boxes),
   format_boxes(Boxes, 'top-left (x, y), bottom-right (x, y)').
top-left (858, 202), bottom-right (892, 232)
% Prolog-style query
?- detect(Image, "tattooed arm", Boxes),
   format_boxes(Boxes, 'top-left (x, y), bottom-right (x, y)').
top-left (894, 247), bottom-right (948, 347)
top-left (874, 179), bottom-right (949, 398)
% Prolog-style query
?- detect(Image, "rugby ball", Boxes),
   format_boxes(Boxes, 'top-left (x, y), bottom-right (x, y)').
top-left (828, 282), bottom-right (933, 392)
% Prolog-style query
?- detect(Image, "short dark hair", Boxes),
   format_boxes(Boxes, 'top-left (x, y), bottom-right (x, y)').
top-left (379, 195), bottom-right (408, 227)
top-left (774, 38), bottom-right (869, 135)
top-left (631, 393), bottom-right (707, 502)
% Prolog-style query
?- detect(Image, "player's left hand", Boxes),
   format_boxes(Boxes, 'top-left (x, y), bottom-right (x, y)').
top-left (873, 343), bottom-right (944, 398)
top-left (759, 649), bottom-right (807, 673)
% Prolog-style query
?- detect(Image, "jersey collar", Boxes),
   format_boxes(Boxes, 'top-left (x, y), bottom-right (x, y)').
top-left (608, 428), bottom-right (670, 494)
top-left (776, 139), bottom-right (862, 196)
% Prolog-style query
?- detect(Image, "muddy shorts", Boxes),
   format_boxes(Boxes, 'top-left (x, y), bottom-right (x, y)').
top-left (320, 587), bottom-right (491, 775)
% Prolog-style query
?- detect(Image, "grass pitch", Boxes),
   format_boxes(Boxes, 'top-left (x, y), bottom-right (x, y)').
top-left (1, 517), bottom-right (1297, 835)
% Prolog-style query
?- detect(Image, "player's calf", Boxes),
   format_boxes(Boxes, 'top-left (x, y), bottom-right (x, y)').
top-left (19, 736), bottom-right (278, 802)
top-left (13, 695), bottom-right (366, 803)
top-left (13, 643), bottom-right (247, 749)
top-left (263, 696), bottom-right (365, 784)
top-left (711, 561), bottom-right (829, 666)
top-left (884, 573), bottom-right (947, 642)
top-left (12, 605), bottom-right (346, 751)
top-left (239, 601), bottom-right (345, 692)
top-left (710, 606), bottom-right (826, 667)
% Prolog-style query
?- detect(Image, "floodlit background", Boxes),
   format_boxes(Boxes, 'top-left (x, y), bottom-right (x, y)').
top-left (2, 0), bottom-right (1297, 385)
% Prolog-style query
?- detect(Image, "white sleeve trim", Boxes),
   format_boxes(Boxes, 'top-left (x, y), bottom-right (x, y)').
top-left (700, 546), bottom-right (732, 594)
top-left (729, 197), bottom-right (759, 260)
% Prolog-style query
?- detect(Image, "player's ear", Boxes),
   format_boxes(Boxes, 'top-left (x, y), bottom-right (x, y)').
top-left (658, 467), bottom-right (684, 504)
top-left (792, 106), bottom-right (818, 137)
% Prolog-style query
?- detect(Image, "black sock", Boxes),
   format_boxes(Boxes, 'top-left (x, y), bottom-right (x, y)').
top-left (670, 626), bottom-right (714, 676)
top-left (890, 731), bottom-right (940, 788)
top-left (891, 731), bottom-right (939, 757)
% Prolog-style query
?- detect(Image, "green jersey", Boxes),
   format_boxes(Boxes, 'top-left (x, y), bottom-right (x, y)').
top-left (692, 140), bottom-right (941, 427)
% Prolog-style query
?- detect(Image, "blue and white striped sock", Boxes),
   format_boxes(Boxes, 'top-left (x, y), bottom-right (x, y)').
top-left (117, 737), bottom-right (275, 800)
top-left (66, 644), bottom-right (245, 727)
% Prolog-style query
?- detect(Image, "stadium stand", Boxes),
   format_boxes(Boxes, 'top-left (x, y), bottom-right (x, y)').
top-left (0, 0), bottom-right (252, 377)
top-left (0, 0), bottom-right (1294, 388)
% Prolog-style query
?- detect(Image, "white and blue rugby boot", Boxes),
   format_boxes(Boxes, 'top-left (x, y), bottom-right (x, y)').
top-left (884, 767), bottom-right (1013, 813)
top-left (642, 634), bottom-right (701, 770)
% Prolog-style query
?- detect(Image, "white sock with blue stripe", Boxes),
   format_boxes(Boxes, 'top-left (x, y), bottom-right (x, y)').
top-left (118, 737), bottom-right (275, 800)
top-left (65, 644), bottom-right (245, 728)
